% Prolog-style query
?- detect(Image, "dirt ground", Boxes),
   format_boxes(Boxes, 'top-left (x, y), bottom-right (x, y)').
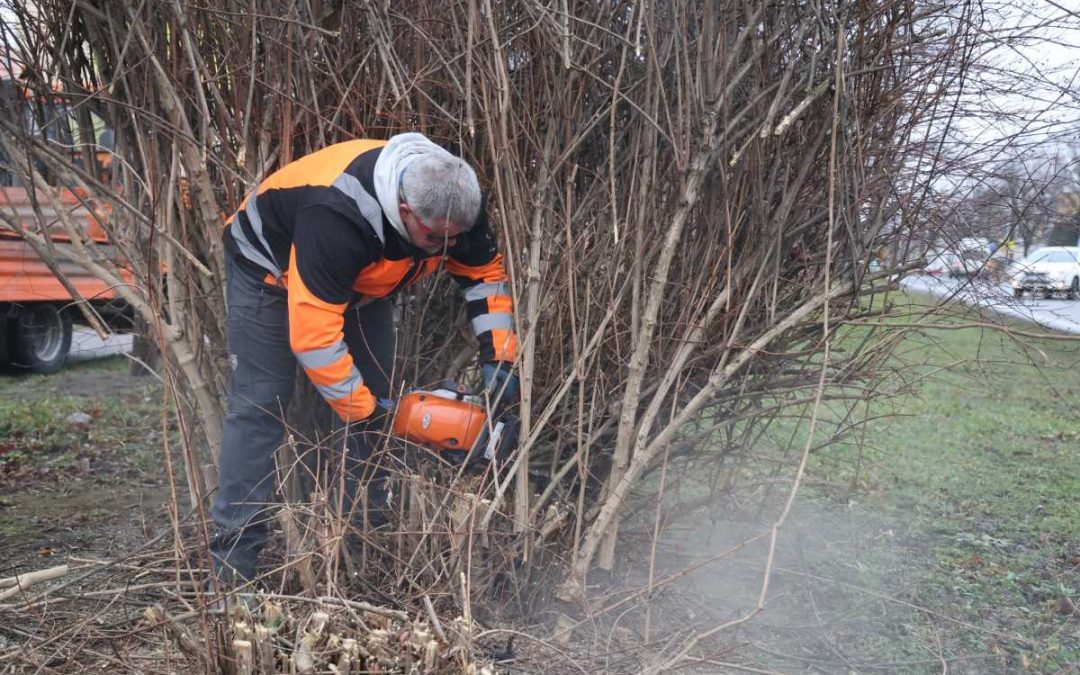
top-left (0, 360), bottom-right (176, 575)
top-left (613, 468), bottom-right (1078, 673)
top-left (622, 497), bottom-right (982, 673)
top-left (0, 481), bottom-right (173, 572)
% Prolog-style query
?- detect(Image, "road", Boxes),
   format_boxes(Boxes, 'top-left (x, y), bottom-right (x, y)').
top-left (902, 275), bottom-right (1080, 334)
top-left (69, 326), bottom-right (134, 363)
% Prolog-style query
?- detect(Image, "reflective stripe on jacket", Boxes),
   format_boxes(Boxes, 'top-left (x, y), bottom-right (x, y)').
top-left (224, 140), bottom-right (517, 421)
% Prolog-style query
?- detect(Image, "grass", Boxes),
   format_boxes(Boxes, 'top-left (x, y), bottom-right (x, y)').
top-left (0, 357), bottom-right (168, 544)
top-left (0, 356), bottom-right (163, 467)
top-left (793, 294), bottom-right (1080, 672)
top-left (622, 292), bottom-right (1076, 672)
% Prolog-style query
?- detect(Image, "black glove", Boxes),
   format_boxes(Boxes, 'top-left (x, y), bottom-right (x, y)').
top-left (481, 361), bottom-right (518, 410)
top-left (341, 401), bottom-right (394, 460)
top-left (365, 400), bottom-right (395, 437)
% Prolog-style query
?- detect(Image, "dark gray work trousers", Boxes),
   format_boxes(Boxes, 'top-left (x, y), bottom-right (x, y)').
top-left (210, 255), bottom-right (396, 580)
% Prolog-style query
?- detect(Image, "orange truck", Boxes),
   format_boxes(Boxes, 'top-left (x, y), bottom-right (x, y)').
top-left (0, 71), bottom-right (129, 374)
top-left (0, 187), bottom-right (130, 373)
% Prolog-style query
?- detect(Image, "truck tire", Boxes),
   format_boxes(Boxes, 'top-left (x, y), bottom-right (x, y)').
top-left (9, 304), bottom-right (72, 374)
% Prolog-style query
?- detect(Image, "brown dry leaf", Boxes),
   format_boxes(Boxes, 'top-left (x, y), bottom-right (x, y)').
top-left (959, 554), bottom-right (984, 570)
top-left (1053, 597), bottom-right (1076, 616)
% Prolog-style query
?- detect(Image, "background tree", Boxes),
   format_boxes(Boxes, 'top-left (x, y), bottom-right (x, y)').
top-left (1046, 152), bottom-right (1080, 247)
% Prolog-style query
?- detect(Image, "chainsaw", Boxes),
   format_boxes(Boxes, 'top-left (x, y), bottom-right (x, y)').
top-left (389, 383), bottom-right (519, 467)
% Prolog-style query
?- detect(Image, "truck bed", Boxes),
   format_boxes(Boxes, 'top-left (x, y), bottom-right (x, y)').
top-left (0, 186), bottom-right (125, 303)
top-left (0, 237), bottom-right (123, 302)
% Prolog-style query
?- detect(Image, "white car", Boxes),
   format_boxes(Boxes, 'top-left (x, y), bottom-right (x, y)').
top-left (1009, 247), bottom-right (1080, 299)
top-left (924, 237), bottom-right (992, 277)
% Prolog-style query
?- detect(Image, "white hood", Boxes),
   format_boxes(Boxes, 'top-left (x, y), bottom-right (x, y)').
top-left (372, 132), bottom-right (457, 239)
top-left (1030, 260), bottom-right (1074, 279)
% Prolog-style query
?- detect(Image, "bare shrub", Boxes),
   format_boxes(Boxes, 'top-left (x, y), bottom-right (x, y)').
top-left (0, 0), bottom-right (1009, 670)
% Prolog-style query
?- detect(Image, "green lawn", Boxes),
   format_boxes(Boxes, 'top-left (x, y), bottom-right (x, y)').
top-left (799, 295), bottom-right (1080, 671)
top-left (0, 357), bottom-right (164, 482)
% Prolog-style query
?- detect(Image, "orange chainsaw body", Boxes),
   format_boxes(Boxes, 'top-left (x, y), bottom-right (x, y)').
top-left (391, 390), bottom-right (489, 452)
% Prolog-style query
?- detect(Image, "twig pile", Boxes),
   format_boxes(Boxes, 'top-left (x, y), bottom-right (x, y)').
top-left (147, 598), bottom-right (495, 674)
top-left (0, 548), bottom-right (509, 674)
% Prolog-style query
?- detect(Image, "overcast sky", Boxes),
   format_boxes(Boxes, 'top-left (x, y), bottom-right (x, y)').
top-left (955, 0), bottom-right (1080, 157)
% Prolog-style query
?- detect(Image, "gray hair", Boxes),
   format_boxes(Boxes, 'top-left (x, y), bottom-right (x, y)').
top-left (401, 153), bottom-right (482, 229)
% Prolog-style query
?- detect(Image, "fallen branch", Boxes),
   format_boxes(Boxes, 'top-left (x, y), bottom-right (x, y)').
top-left (144, 604), bottom-right (212, 669)
top-left (0, 565), bottom-right (69, 601)
top-left (423, 595), bottom-right (449, 644)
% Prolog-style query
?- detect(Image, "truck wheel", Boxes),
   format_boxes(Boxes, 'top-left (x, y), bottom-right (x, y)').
top-left (1013, 288), bottom-right (1023, 299)
top-left (1069, 278), bottom-right (1079, 300)
top-left (9, 304), bottom-right (72, 374)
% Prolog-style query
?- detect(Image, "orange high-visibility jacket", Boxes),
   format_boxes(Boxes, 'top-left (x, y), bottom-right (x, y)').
top-left (223, 139), bottom-right (516, 422)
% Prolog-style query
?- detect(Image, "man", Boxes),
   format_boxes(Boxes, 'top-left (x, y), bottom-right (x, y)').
top-left (211, 133), bottom-right (518, 582)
